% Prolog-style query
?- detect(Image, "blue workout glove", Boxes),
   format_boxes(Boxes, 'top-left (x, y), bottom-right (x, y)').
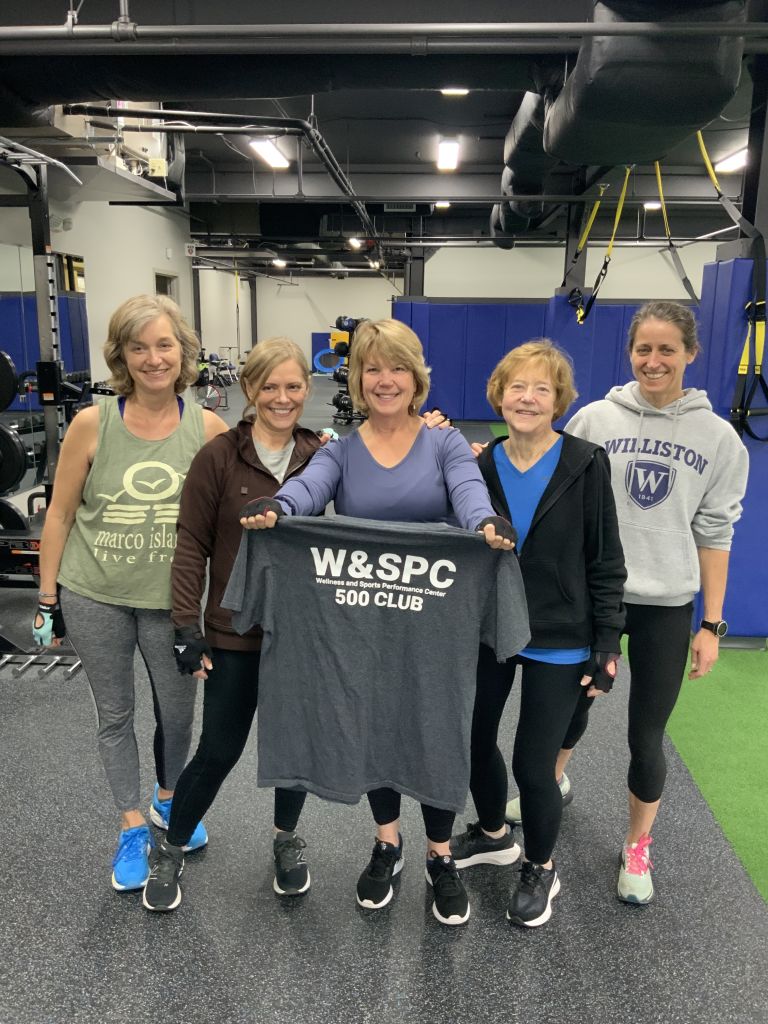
top-left (32, 600), bottom-right (66, 646)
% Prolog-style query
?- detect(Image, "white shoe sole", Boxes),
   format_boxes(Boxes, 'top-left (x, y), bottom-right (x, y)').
top-left (111, 871), bottom-right (149, 892)
top-left (142, 885), bottom-right (182, 912)
top-left (424, 867), bottom-right (471, 926)
top-left (356, 858), bottom-right (403, 909)
top-left (274, 871), bottom-right (311, 897)
top-left (453, 842), bottom-right (521, 869)
top-left (507, 875), bottom-right (561, 927)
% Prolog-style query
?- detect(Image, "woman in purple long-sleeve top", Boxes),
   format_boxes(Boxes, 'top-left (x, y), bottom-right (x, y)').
top-left (241, 318), bottom-right (517, 926)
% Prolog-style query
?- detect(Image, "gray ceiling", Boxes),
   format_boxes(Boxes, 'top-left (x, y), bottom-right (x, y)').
top-left (0, 1), bottom-right (766, 278)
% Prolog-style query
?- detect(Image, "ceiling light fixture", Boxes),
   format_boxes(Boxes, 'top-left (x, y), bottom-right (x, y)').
top-left (368, 259), bottom-right (380, 270)
top-left (643, 201), bottom-right (662, 211)
top-left (713, 148), bottom-right (748, 173)
top-left (348, 237), bottom-right (363, 250)
top-left (434, 201), bottom-right (452, 209)
top-left (249, 138), bottom-right (290, 169)
top-left (272, 258), bottom-right (287, 268)
top-left (441, 87), bottom-right (469, 97)
top-left (437, 139), bottom-right (460, 171)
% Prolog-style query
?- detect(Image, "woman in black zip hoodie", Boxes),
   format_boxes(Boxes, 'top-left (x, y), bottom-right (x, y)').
top-left (450, 340), bottom-right (626, 927)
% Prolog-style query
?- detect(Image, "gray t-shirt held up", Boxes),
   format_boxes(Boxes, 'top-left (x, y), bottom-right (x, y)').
top-left (223, 515), bottom-right (530, 813)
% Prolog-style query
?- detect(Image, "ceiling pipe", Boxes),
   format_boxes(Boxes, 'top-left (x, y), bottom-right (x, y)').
top-left (65, 102), bottom-right (383, 261)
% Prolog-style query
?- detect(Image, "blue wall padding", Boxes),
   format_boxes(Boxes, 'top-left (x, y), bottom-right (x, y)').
top-left (693, 258), bottom-right (768, 637)
top-left (0, 292), bottom-right (90, 412)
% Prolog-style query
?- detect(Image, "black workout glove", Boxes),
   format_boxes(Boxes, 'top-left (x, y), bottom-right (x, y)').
top-left (476, 516), bottom-right (518, 546)
top-left (583, 651), bottom-right (621, 693)
top-left (32, 600), bottom-right (66, 646)
top-left (239, 496), bottom-right (285, 521)
top-left (173, 626), bottom-right (213, 676)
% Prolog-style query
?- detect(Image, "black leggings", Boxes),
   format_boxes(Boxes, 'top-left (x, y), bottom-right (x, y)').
top-left (469, 644), bottom-right (589, 865)
top-left (562, 602), bottom-right (693, 804)
top-left (367, 789), bottom-right (455, 845)
top-left (167, 647), bottom-right (306, 846)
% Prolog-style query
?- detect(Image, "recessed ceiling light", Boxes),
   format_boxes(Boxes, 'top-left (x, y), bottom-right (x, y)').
top-left (434, 201), bottom-right (451, 209)
top-left (441, 87), bottom-right (469, 97)
top-left (348, 237), bottom-right (363, 250)
top-left (714, 148), bottom-right (748, 173)
top-left (368, 259), bottom-right (380, 269)
top-left (643, 201), bottom-right (662, 211)
top-left (272, 258), bottom-right (287, 268)
top-left (437, 139), bottom-right (460, 171)
top-left (249, 139), bottom-right (290, 169)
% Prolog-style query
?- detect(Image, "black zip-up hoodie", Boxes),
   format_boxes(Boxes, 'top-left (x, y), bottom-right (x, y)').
top-left (478, 432), bottom-right (626, 652)
top-left (172, 420), bottom-right (322, 650)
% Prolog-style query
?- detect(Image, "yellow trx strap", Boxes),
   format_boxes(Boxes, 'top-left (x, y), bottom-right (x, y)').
top-left (561, 183), bottom-right (609, 290)
top-left (696, 131), bottom-right (760, 239)
top-left (576, 166), bottom-right (632, 326)
top-left (653, 161), bottom-right (699, 303)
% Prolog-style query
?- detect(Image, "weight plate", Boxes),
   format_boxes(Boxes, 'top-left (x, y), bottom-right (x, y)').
top-left (0, 423), bottom-right (28, 496)
top-left (0, 496), bottom-right (28, 531)
top-left (0, 351), bottom-right (18, 413)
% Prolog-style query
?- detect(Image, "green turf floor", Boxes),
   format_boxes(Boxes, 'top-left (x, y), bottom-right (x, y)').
top-left (666, 647), bottom-right (768, 901)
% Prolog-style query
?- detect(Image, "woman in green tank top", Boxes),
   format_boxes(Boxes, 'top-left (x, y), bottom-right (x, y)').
top-left (33, 294), bottom-right (227, 894)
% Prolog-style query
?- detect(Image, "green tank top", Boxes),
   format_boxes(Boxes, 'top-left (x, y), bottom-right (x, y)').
top-left (59, 396), bottom-right (205, 609)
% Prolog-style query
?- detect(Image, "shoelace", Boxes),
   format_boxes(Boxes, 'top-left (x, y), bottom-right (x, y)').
top-left (431, 858), bottom-right (464, 896)
top-left (149, 846), bottom-right (181, 882)
top-left (518, 861), bottom-right (545, 894)
top-left (624, 835), bottom-right (653, 876)
top-left (463, 822), bottom-right (483, 842)
top-left (276, 835), bottom-right (307, 870)
top-left (368, 842), bottom-right (399, 879)
top-left (115, 829), bottom-right (149, 865)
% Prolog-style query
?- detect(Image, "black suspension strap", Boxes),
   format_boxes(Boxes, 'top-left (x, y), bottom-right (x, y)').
top-left (576, 167), bottom-right (632, 326)
top-left (654, 161), bottom-right (700, 304)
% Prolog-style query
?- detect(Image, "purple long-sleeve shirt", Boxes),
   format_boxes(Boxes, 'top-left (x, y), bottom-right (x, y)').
top-left (275, 425), bottom-right (495, 530)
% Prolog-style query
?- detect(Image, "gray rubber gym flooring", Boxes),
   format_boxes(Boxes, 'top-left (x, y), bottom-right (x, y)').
top-left (1, 376), bottom-right (765, 1024)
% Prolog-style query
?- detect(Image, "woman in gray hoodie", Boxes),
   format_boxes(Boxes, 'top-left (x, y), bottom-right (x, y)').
top-left (512, 300), bottom-right (748, 905)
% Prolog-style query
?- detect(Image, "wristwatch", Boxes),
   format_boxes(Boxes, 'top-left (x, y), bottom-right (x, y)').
top-left (700, 619), bottom-right (728, 637)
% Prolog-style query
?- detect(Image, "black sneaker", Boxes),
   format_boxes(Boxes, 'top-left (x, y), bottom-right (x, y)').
top-left (450, 821), bottom-right (521, 869)
top-left (142, 839), bottom-right (184, 912)
top-left (273, 831), bottom-right (311, 896)
top-left (356, 837), bottom-right (404, 909)
top-left (425, 854), bottom-right (470, 926)
top-left (506, 859), bottom-right (561, 927)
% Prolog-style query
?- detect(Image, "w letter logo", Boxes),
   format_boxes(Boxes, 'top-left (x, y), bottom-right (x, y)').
top-left (626, 460), bottom-right (676, 509)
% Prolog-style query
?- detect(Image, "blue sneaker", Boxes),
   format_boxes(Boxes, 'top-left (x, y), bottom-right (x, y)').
top-left (148, 783), bottom-right (208, 852)
top-left (112, 825), bottom-right (152, 891)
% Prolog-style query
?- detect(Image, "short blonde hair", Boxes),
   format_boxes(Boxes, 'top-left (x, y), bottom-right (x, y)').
top-left (347, 319), bottom-right (431, 415)
top-left (104, 294), bottom-right (200, 396)
top-left (240, 337), bottom-right (310, 418)
top-left (486, 340), bottom-right (578, 421)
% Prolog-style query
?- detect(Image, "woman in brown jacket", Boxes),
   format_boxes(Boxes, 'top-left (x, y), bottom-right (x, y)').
top-left (143, 337), bottom-right (324, 911)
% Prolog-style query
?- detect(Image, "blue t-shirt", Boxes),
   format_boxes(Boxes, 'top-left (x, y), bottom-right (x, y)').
top-left (494, 437), bottom-right (589, 666)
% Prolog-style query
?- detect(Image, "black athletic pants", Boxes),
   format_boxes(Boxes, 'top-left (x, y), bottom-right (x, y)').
top-left (562, 602), bottom-right (693, 803)
top-left (469, 644), bottom-right (590, 865)
top-left (367, 789), bottom-right (455, 845)
top-left (167, 647), bottom-right (306, 846)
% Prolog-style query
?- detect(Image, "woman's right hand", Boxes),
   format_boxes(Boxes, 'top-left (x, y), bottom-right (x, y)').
top-left (239, 497), bottom-right (284, 530)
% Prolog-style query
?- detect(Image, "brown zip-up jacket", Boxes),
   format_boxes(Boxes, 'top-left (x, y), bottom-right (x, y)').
top-left (171, 419), bottom-right (322, 650)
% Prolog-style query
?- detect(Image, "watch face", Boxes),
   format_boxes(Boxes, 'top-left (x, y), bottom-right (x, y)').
top-left (716, 620), bottom-right (728, 637)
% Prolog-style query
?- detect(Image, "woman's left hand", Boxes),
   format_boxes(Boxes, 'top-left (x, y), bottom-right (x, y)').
top-left (689, 628), bottom-right (720, 678)
top-left (477, 515), bottom-right (516, 551)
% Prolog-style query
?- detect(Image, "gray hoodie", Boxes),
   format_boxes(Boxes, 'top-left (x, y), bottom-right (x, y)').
top-left (566, 382), bottom-right (749, 606)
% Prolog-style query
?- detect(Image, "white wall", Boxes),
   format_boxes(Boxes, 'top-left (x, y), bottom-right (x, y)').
top-left (254, 275), bottom-right (403, 361)
top-left (425, 241), bottom-right (720, 300)
top-left (51, 201), bottom-right (193, 382)
top-left (197, 268), bottom-right (251, 360)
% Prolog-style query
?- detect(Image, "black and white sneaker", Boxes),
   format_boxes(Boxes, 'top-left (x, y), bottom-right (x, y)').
top-left (425, 854), bottom-right (470, 926)
top-left (273, 832), bottom-right (311, 896)
top-left (506, 859), bottom-right (560, 927)
top-left (142, 839), bottom-right (184, 912)
top-left (356, 837), bottom-right (404, 909)
top-left (450, 821), bottom-right (521, 868)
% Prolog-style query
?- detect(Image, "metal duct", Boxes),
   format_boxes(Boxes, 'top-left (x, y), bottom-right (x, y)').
top-left (543, 0), bottom-right (747, 165)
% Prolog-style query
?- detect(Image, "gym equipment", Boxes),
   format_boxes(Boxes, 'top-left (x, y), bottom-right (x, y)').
top-left (0, 352), bottom-right (18, 411)
top-left (329, 315), bottom-right (367, 426)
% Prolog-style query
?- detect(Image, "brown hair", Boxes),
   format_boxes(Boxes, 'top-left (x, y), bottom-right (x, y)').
top-left (103, 294), bottom-right (200, 396)
top-left (239, 337), bottom-right (310, 418)
top-left (628, 301), bottom-right (700, 355)
top-left (486, 339), bottom-right (578, 420)
top-left (347, 319), bottom-right (431, 415)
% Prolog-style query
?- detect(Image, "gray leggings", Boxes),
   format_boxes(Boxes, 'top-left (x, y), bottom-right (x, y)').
top-left (60, 586), bottom-right (196, 812)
